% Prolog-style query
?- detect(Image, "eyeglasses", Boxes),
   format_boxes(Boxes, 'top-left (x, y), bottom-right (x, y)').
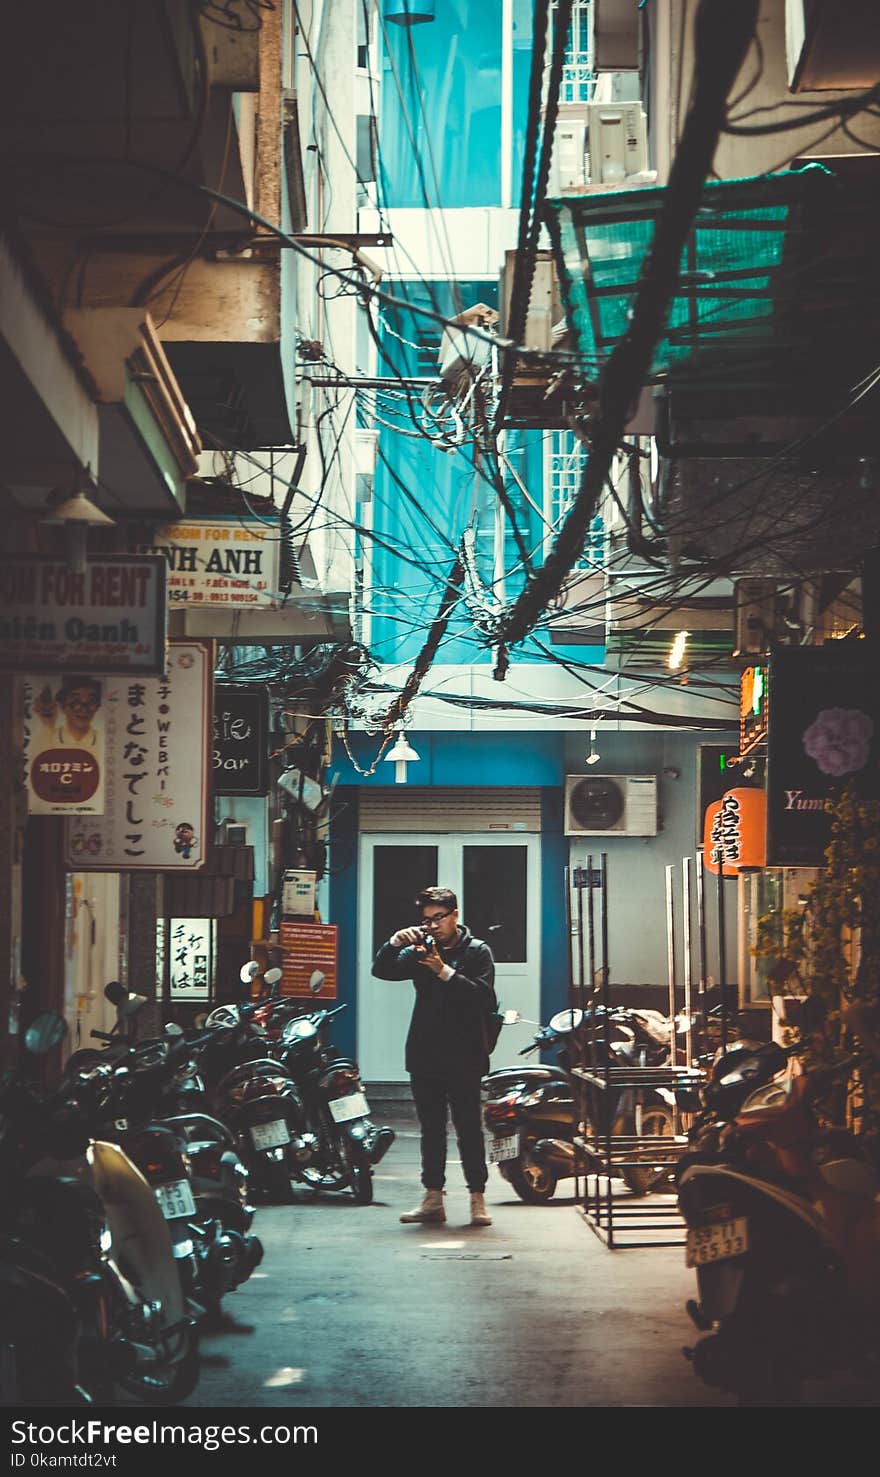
top-left (420, 909), bottom-right (456, 927)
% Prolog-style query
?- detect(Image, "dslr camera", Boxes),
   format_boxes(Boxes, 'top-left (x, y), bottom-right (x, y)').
top-left (420, 931), bottom-right (436, 952)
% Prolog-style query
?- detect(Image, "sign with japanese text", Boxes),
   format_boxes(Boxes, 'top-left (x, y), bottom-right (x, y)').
top-left (280, 921), bottom-right (338, 999)
top-left (20, 673), bottom-right (106, 814)
top-left (142, 521), bottom-right (279, 608)
top-left (65, 640), bottom-right (212, 872)
top-left (703, 788), bottom-right (767, 876)
top-left (767, 644), bottom-right (879, 866)
top-left (0, 555), bottom-right (166, 673)
top-left (167, 917), bottom-right (215, 1001)
top-left (213, 685), bottom-right (269, 795)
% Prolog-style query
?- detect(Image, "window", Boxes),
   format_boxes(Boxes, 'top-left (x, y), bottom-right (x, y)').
top-left (546, 430), bottom-right (605, 568)
top-left (559, 0), bottom-right (594, 105)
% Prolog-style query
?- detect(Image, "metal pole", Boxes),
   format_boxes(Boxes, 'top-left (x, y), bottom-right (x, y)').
top-left (576, 862), bottom-right (586, 1008)
top-left (601, 852), bottom-right (613, 1248)
top-left (665, 865), bottom-right (677, 1069)
top-left (696, 854), bottom-right (708, 1058)
top-left (564, 863), bottom-right (574, 1004)
top-left (682, 857), bottom-right (693, 1070)
top-left (717, 865), bottom-right (728, 1053)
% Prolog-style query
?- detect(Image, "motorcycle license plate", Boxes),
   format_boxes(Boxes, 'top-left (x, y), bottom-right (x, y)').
top-left (685, 1216), bottom-right (749, 1268)
top-left (489, 1134), bottom-right (519, 1164)
top-left (155, 1179), bottom-right (196, 1220)
top-left (251, 1120), bottom-right (290, 1150)
top-left (328, 1091), bottom-right (370, 1123)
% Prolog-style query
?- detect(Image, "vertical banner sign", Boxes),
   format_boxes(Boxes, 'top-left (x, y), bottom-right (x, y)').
top-left (213, 685), bottom-right (269, 795)
top-left (168, 918), bottom-right (215, 1002)
top-left (279, 921), bottom-right (338, 999)
top-left (65, 641), bottom-right (212, 871)
top-left (20, 674), bottom-right (107, 814)
top-left (767, 645), bottom-right (878, 866)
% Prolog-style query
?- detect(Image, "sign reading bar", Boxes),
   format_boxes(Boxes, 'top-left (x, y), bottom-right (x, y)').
top-left (20, 674), bottom-right (107, 815)
top-left (280, 921), bottom-right (338, 999)
top-left (0, 555), bottom-right (166, 673)
top-left (143, 521), bottom-right (279, 608)
top-left (767, 644), bottom-right (878, 866)
top-left (65, 640), bottom-right (212, 872)
top-left (213, 685), bottom-right (269, 796)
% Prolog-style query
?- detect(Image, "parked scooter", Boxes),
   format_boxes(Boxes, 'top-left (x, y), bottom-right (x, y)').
top-left (676, 1038), bottom-right (880, 1406)
top-left (483, 1006), bottom-right (678, 1201)
top-left (271, 972), bottom-right (395, 1205)
top-left (1, 1012), bottom-right (200, 1406)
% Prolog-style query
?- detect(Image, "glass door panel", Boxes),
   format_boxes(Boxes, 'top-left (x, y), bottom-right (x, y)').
top-left (462, 845), bottom-right (527, 963)
top-left (372, 845), bottom-right (438, 954)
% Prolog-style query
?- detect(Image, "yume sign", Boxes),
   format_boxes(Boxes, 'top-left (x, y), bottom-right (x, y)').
top-left (0, 555), bottom-right (166, 673)
top-left (279, 921), bottom-right (338, 999)
top-left (703, 788), bottom-right (767, 876)
top-left (143, 521), bottom-right (279, 608)
top-left (65, 640), bottom-right (212, 871)
top-left (20, 674), bottom-right (107, 815)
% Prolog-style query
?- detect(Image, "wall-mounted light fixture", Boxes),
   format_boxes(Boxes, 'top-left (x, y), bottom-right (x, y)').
top-left (385, 731), bottom-right (420, 783)
top-left (585, 728), bottom-right (601, 766)
top-left (668, 629), bottom-right (689, 672)
top-left (384, 0), bottom-right (435, 24)
top-left (42, 485), bottom-right (114, 575)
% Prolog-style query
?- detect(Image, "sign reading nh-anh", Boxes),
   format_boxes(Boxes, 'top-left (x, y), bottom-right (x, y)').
top-left (0, 556), bottom-right (166, 673)
top-left (143, 521), bottom-right (279, 608)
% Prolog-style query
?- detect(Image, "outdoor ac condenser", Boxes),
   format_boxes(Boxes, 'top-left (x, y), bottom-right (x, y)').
top-left (564, 774), bottom-right (658, 837)
top-left (548, 103), bottom-right (651, 195)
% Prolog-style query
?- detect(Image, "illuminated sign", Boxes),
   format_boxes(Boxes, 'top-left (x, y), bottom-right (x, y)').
top-left (740, 665), bottom-right (769, 754)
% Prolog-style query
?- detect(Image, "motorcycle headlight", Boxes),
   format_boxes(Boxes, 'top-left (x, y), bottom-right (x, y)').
top-left (283, 1019), bottom-right (318, 1045)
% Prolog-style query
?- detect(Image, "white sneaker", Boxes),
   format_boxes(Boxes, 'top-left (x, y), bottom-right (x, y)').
top-left (400, 1189), bottom-right (446, 1224)
top-left (469, 1192), bottom-right (492, 1227)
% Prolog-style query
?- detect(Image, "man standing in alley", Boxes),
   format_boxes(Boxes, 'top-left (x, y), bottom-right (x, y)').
top-left (372, 886), bottom-right (497, 1228)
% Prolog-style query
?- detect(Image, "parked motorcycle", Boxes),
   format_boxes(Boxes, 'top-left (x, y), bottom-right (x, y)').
top-left (271, 973), bottom-right (395, 1205)
top-left (676, 1037), bottom-right (880, 1406)
top-left (1, 1012), bottom-right (200, 1406)
top-left (483, 1006), bottom-right (678, 1201)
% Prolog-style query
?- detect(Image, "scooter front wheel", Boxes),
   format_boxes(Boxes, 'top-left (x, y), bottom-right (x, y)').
top-left (502, 1158), bottom-right (558, 1204)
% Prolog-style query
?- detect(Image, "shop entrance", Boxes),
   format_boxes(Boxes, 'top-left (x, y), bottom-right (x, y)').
top-left (357, 833), bottom-right (541, 1083)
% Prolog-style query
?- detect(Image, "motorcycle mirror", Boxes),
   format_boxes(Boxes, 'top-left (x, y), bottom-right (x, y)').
top-left (118, 991), bottom-right (148, 1020)
top-left (163, 1022), bottom-right (184, 1038)
top-left (309, 970), bottom-right (325, 995)
top-left (502, 1009), bottom-right (521, 1025)
top-left (23, 1011), bottom-right (68, 1056)
top-left (240, 961), bottom-right (261, 985)
top-left (548, 1008), bottom-right (585, 1034)
top-left (104, 980), bottom-right (127, 1006)
top-left (264, 967), bottom-right (283, 989)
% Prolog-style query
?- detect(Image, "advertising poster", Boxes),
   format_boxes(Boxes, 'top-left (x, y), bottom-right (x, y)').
top-left (20, 673), bottom-right (107, 815)
top-left (167, 918), bottom-right (215, 1002)
top-left (142, 520), bottom-right (279, 608)
top-left (766, 644), bottom-right (878, 866)
top-left (0, 554), bottom-right (166, 673)
top-left (280, 921), bottom-right (338, 999)
top-left (65, 640), bottom-right (212, 871)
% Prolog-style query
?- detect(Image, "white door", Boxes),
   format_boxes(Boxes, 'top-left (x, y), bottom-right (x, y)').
top-left (357, 833), bottom-right (542, 1082)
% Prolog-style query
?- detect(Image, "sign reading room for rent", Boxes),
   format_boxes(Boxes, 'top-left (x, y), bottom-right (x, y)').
top-left (0, 555), bottom-right (166, 674)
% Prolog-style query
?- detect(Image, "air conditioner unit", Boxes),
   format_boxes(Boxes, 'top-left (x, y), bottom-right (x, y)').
top-left (587, 103), bottom-right (649, 185)
top-left (564, 774), bottom-right (658, 837)
top-left (548, 110), bottom-right (589, 195)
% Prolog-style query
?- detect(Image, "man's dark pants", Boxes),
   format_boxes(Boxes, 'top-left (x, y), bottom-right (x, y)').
top-left (410, 1073), bottom-right (488, 1192)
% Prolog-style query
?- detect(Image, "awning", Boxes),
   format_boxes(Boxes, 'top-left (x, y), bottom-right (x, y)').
top-left (545, 165), bottom-right (877, 395)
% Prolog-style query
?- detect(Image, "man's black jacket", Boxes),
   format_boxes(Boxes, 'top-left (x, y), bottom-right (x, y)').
top-left (371, 925), bottom-right (497, 1077)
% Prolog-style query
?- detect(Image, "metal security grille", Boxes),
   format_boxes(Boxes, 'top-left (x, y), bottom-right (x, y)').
top-left (359, 787), bottom-right (543, 833)
top-left (560, 0), bottom-right (594, 104)
top-left (546, 429), bottom-right (604, 568)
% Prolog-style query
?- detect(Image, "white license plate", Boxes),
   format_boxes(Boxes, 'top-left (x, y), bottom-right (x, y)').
top-left (489, 1134), bottom-right (519, 1164)
top-left (251, 1120), bottom-right (290, 1150)
top-left (328, 1091), bottom-right (370, 1123)
top-left (685, 1216), bottom-right (749, 1268)
top-left (155, 1179), bottom-right (196, 1220)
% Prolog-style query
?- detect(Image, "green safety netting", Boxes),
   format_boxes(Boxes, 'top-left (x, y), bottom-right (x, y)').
top-left (545, 165), bottom-right (838, 384)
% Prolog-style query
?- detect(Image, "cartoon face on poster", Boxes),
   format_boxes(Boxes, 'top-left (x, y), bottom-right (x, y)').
top-left (20, 674), bottom-right (107, 814)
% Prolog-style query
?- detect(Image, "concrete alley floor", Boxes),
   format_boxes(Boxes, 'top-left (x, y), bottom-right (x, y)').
top-left (186, 1124), bottom-right (877, 1409)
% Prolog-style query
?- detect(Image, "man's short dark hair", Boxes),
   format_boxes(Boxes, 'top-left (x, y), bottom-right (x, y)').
top-left (416, 886), bottom-right (457, 913)
top-left (56, 676), bottom-right (101, 706)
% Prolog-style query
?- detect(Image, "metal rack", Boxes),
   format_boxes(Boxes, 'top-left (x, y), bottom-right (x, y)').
top-left (566, 852), bottom-right (707, 1249)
